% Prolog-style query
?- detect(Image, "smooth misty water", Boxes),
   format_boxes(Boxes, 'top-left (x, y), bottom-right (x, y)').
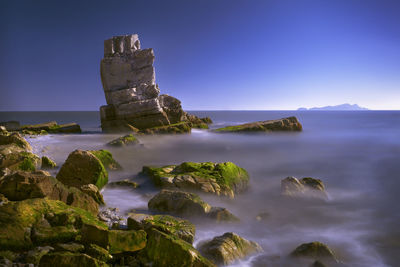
top-left (1, 111), bottom-right (399, 267)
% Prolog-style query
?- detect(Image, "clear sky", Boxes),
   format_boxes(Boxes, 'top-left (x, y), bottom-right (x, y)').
top-left (1, 0), bottom-right (399, 111)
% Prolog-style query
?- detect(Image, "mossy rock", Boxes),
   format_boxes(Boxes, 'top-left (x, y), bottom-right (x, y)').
top-left (0, 198), bottom-right (106, 251)
top-left (142, 161), bottom-right (249, 198)
top-left (56, 150), bottom-right (108, 190)
top-left (148, 190), bottom-right (211, 218)
top-left (81, 223), bottom-right (147, 254)
top-left (85, 243), bottom-right (112, 262)
top-left (128, 214), bottom-right (196, 244)
top-left (199, 232), bottom-right (263, 265)
top-left (290, 241), bottom-right (338, 262)
top-left (39, 252), bottom-right (107, 267)
top-left (214, 116), bottom-right (302, 133)
top-left (0, 150), bottom-right (41, 171)
top-left (0, 132), bottom-right (32, 151)
top-left (54, 242), bottom-right (85, 253)
top-left (41, 156), bottom-right (57, 169)
top-left (106, 134), bottom-right (139, 147)
top-left (140, 121), bottom-right (192, 134)
top-left (25, 245), bottom-right (54, 265)
top-left (108, 179), bottom-right (138, 189)
top-left (139, 228), bottom-right (215, 267)
top-left (88, 149), bottom-right (122, 170)
top-left (0, 170), bottom-right (99, 215)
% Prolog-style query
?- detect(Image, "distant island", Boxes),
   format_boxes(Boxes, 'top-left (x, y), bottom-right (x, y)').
top-left (298, 103), bottom-right (369, 111)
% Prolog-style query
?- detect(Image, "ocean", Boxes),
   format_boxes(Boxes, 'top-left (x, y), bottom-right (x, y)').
top-left (1, 110), bottom-right (399, 266)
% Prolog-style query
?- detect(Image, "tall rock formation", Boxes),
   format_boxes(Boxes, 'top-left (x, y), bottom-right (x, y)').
top-left (99, 34), bottom-right (186, 132)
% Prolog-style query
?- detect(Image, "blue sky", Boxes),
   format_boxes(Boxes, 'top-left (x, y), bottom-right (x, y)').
top-left (1, 0), bottom-right (399, 111)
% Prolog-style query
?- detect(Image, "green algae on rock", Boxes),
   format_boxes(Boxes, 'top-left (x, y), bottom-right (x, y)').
top-left (106, 134), bottom-right (139, 147)
top-left (0, 198), bottom-right (106, 251)
top-left (147, 190), bottom-right (238, 222)
top-left (108, 179), bottom-right (139, 189)
top-left (128, 213), bottom-right (196, 244)
top-left (139, 121), bottom-right (192, 134)
top-left (148, 190), bottom-right (211, 217)
top-left (0, 132), bottom-right (32, 151)
top-left (39, 252), bottom-right (107, 267)
top-left (142, 161), bottom-right (249, 198)
top-left (139, 228), bottom-right (215, 267)
top-left (0, 170), bottom-right (99, 214)
top-left (41, 156), bottom-right (57, 169)
top-left (199, 232), bottom-right (263, 265)
top-left (81, 223), bottom-right (147, 254)
top-left (214, 116), bottom-right (302, 133)
top-left (88, 149), bottom-right (122, 170)
top-left (56, 150), bottom-right (108, 190)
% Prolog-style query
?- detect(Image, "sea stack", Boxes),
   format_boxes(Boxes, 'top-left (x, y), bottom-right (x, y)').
top-left (99, 34), bottom-right (186, 132)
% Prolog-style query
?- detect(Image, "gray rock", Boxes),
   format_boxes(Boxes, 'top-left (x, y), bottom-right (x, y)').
top-left (99, 34), bottom-right (189, 132)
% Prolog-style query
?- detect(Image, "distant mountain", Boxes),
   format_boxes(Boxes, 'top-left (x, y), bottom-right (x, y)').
top-left (298, 104), bottom-right (368, 111)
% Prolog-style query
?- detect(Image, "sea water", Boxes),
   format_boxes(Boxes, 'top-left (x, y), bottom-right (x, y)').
top-left (1, 110), bottom-right (399, 266)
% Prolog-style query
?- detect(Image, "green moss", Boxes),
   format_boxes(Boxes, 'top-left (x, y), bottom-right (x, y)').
top-left (89, 150), bottom-right (122, 171)
top-left (18, 157), bottom-right (36, 171)
top-left (0, 198), bottom-right (106, 251)
top-left (108, 229), bottom-right (147, 254)
top-left (143, 215), bottom-right (195, 244)
top-left (143, 161), bottom-right (248, 194)
top-left (41, 156), bottom-right (57, 169)
top-left (107, 134), bottom-right (139, 147)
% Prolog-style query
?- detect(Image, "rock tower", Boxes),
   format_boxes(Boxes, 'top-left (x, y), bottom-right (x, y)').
top-left (99, 34), bottom-right (186, 132)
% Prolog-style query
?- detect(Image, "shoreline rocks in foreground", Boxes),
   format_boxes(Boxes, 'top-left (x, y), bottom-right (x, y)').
top-left (214, 116), bottom-right (302, 133)
top-left (142, 161), bottom-right (249, 198)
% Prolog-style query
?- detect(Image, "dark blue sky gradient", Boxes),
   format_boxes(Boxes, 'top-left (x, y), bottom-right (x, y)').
top-left (1, 0), bottom-right (399, 110)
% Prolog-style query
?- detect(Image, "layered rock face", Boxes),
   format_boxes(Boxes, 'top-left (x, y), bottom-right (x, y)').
top-left (100, 34), bottom-right (186, 132)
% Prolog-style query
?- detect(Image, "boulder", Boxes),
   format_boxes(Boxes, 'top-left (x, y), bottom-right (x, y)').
top-left (39, 252), bottom-right (107, 267)
top-left (25, 246), bottom-right (54, 265)
top-left (106, 134), bottom-right (139, 147)
top-left (56, 150), bottom-right (108, 190)
top-left (99, 34), bottom-right (189, 132)
top-left (207, 207), bottom-right (239, 222)
top-left (142, 161), bottom-right (249, 198)
top-left (0, 126), bottom-right (7, 134)
top-left (199, 232), bottom-right (263, 265)
top-left (0, 132), bottom-right (31, 151)
top-left (214, 116), bottom-right (302, 133)
top-left (290, 242), bottom-right (338, 263)
top-left (0, 150), bottom-right (41, 171)
top-left (128, 214), bottom-right (195, 244)
top-left (84, 244), bottom-right (112, 262)
top-left (88, 149), bottom-right (122, 170)
top-left (108, 179), bottom-right (138, 189)
top-left (148, 190), bottom-right (211, 217)
top-left (80, 184), bottom-right (105, 205)
top-left (81, 223), bottom-right (146, 254)
top-left (53, 242), bottom-right (85, 253)
top-left (281, 176), bottom-right (327, 199)
top-left (41, 156), bottom-right (57, 169)
top-left (139, 228), bottom-right (215, 267)
top-left (147, 190), bottom-right (238, 222)
top-left (0, 198), bottom-right (107, 250)
top-left (0, 170), bottom-right (99, 214)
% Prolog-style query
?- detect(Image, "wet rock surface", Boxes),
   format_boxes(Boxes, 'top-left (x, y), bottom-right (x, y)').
top-left (199, 232), bottom-right (263, 265)
top-left (281, 176), bottom-right (328, 199)
top-left (214, 116), bottom-right (302, 133)
top-left (142, 161), bottom-right (249, 198)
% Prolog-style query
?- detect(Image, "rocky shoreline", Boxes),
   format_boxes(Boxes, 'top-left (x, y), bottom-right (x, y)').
top-left (0, 126), bottom-right (340, 267)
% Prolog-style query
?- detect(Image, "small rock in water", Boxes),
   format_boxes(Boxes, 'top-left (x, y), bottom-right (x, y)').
top-left (41, 156), bottom-right (57, 169)
top-left (108, 179), bottom-right (138, 189)
top-left (199, 232), bottom-right (263, 265)
top-left (281, 176), bottom-right (328, 199)
top-left (290, 241), bottom-right (338, 263)
top-left (106, 134), bottom-right (139, 147)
